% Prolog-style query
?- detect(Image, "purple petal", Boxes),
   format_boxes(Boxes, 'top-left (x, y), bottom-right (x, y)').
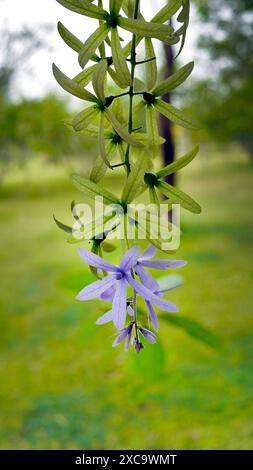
top-left (112, 278), bottom-right (127, 330)
top-left (141, 259), bottom-right (187, 270)
top-left (76, 274), bottom-right (116, 301)
top-left (139, 327), bottom-right (157, 344)
top-left (78, 248), bottom-right (119, 272)
top-left (96, 309), bottom-right (113, 325)
top-left (125, 325), bottom-right (134, 351)
top-left (135, 264), bottom-right (159, 291)
top-left (139, 245), bottom-right (156, 261)
top-left (120, 246), bottom-right (140, 273)
top-left (126, 274), bottom-right (178, 313)
top-left (100, 286), bottom-right (116, 302)
top-left (127, 305), bottom-right (134, 317)
top-left (145, 300), bottom-right (159, 332)
top-left (112, 328), bottom-right (129, 347)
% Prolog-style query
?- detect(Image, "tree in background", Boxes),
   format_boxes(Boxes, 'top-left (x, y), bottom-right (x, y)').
top-left (191, 0), bottom-right (253, 158)
top-left (0, 24), bottom-right (51, 102)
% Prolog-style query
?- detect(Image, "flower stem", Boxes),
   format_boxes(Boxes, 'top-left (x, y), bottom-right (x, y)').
top-left (124, 0), bottom-right (140, 175)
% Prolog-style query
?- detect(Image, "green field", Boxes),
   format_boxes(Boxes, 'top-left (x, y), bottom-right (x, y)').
top-left (0, 149), bottom-right (253, 449)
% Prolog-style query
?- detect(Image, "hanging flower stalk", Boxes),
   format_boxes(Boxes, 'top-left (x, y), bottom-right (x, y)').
top-left (53, 0), bottom-right (202, 353)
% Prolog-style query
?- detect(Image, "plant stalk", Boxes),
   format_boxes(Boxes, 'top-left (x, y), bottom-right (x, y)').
top-left (124, 0), bottom-right (140, 175)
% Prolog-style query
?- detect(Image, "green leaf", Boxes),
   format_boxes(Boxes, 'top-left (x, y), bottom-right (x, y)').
top-left (109, 0), bottom-right (123, 15)
top-left (144, 38), bottom-right (157, 91)
top-left (175, 0), bottom-right (190, 57)
top-left (152, 61), bottom-right (194, 97)
top-left (157, 180), bottom-right (202, 214)
top-left (156, 145), bottom-right (199, 178)
top-left (146, 105), bottom-right (161, 148)
top-left (99, 113), bottom-right (113, 169)
top-left (160, 314), bottom-right (221, 349)
top-left (73, 64), bottom-right (97, 86)
top-left (152, 0), bottom-right (183, 24)
top-left (90, 141), bottom-right (117, 183)
top-left (53, 215), bottom-right (72, 234)
top-left (118, 17), bottom-right (174, 43)
top-left (92, 58), bottom-right (108, 104)
top-left (72, 105), bottom-right (100, 132)
top-left (154, 99), bottom-right (200, 130)
top-left (121, 154), bottom-right (152, 203)
top-left (52, 63), bottom-right (97, 102)
top-left (105, 109), bottom-right (143, 148)
top-left (56, 0), bottom-right (107, 20)
top-left (71, 174), bottom-right (120, 205)
top-left (78, 23), bottom-right (110, 68)
top-left (111, 28), bottom-right (132, 87)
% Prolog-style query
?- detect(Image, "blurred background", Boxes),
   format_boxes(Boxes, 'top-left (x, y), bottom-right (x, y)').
top-left (0, 0), bottom-right (253, 450)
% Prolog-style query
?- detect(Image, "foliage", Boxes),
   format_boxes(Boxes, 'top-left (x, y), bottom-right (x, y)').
top-left (0, 95), bottom-right (95, 170)
top-left (191, 0), bottom-right (253, 157)
top-left (0, 23), bottom-right (50, 102)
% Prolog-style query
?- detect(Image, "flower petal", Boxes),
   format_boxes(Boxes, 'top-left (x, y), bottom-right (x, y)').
top-left (127, 305), bottom-right (134, 317)
top-left (120, 246), bottom-right (140, 273)
top-left (112, 328), bottom-right (129, 347)
top-left (145, 300), bottom-right (159, 332)
top-left (135, 264), bottom-right (159, 291)
top-left (112, 279), bottom-right (127, 330)
top-left (126, 274), bottom-right (178, 312)
top-left (77, 275), bottom-right (116, 301)
top-left (78, 248), bottom-right (119, 272)
top-left (96, 309), bottom-right (114, 325)
top-left (100, 286), bottom-right (116, 302)
top-left (141, 259), bottom-right (187, 270)
top-left (139, 327), bottom-right (157, 344)
top-left (139, 245), bottom-right (156, 261)
top-left (125, 326), bottom-right (133, 352)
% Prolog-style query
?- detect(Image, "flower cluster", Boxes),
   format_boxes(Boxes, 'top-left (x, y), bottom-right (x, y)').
top-left (53, 0), bottom-right (201, 353)
top-left (77, 246), bottom-right (186, 351)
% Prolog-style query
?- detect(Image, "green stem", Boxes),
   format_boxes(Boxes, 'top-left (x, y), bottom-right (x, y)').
top-left (124, 0), bottom-right (140, 175)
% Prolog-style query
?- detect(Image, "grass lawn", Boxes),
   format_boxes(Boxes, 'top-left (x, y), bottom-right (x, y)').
top-left (0, 149), bottom-right (252, 449)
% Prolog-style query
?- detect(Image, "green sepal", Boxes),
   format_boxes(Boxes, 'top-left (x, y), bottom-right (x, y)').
top-left (78, 23), bottom-right (110, 68)
top-left (92, 58), bottom-right (108, 104)
top-left (90, 141), bottom-right (117, 183)
top-left (156, 145), bottom-right (199, 178)
top-left (52, 63), bottom-right (97, 102)
top-left (154, 99), bottom-right (200, 131)
top-left (144, 38), bottom-right (157, 91)
top-left (118, 17), bottom-right (174, 43)
top-left (111, 27), bottom-right (132, 87)
top-left (105, 109), bottom-right (143, 148)
top-left (152, 61), bottom-right (194, 97)
top-left (157, 180), bottom-right (202, 214)
top-left (72, 105), bottom-right (100, 132)
top-left (71, 174), bottom-right (120, 205)
top-left (56, 0), bottom-right (108, 20)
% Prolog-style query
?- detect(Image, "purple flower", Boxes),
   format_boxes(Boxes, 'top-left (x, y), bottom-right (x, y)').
top-left (77, 246), bottom-right (180, 331)
top-left (135, 245), bottom-right (187, 291)
top-left (133, 247), bottom-right (187, 332)
top-left (112, 324), bottom-right (134, 351)
top-left (139, 327), bottom-right (157, 344)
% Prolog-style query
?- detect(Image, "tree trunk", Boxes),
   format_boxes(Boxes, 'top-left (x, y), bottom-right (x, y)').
top-left (160, 42), bottom-right (175, 187)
